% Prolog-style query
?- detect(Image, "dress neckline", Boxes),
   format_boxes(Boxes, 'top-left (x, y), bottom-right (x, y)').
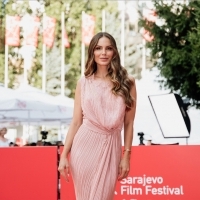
top-left (91, 74), bottom-right (112, 88)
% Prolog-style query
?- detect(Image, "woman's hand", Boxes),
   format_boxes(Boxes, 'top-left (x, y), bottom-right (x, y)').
top-left (118, 155), bottom-right (130, 181)
top-left (58, 156), bottom-right (70, 182)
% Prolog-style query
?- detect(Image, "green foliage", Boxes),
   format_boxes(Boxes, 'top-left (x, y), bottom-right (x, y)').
top-left (0, 1), bottom-right (5, 54)
top-left (0, 0), bottom-right (118, 97)
top-left (105, 5), bottom-right (146, 80)
top-left (139, 0), bottom-right (200, 107)
top-left (0, 0), bottom-right (6, 83)
top-left (0, 54), bottom-right (4, 84)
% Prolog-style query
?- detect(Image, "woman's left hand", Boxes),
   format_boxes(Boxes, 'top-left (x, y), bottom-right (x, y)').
top-left (118, 156), bottom-right (130, 181)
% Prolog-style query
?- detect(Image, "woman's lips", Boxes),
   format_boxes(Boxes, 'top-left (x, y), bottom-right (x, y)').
top-left (100, 58), bottom-right (108, 60)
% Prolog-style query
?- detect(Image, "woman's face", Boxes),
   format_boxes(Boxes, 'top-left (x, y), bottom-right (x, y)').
top-left (94, 37), bottom-right (114, 67)
top-left (0, 128), bottom-right (7, 136)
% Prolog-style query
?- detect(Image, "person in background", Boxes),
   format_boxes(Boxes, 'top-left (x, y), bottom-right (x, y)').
top-left (57, 141), bottom-right (63, 146)
top-left (9, 142), bottom-right (18, 147)
top-left (36, 140), bottom-right (43, 146)
top-left (29, 142), bottom-right (37, 146)
top-left (0, 127), bottom-right (10, 147)
top-left (9, 142), bottom-right (15, 147)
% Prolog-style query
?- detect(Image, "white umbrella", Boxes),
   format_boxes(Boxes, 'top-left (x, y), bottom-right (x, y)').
top-left (15, 84), bottom-right (74, 124)
top-left (0, 102), bottom-right (72, 125)
top-left (0, 97), bottom-right (57, 111)
top-left (16, 84), bottom-right (74, 107)
top-left (54, 94), bottom-right (74, 107)
top-left (0, 86), bottom-right (73, 124)
top-left (0, 86), bottom-right (56, 110)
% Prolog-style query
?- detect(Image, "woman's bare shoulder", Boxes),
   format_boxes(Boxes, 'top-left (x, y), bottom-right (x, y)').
top-left (128, 75), bottom-right (135, 85)
top-left (77, 76), bottom-right (86, 85)
top-left (78, 75), bottom-right (93, 84)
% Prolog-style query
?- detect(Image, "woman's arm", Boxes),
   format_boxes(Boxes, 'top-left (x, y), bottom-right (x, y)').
top-left (123, 76), bottom-right (137, 158)
top-left (58, 78), bottom-right (83, 181)
top-left (60, 78), bottom-right (83, 158)
top-left (118, 76), bottom-right (137, 180)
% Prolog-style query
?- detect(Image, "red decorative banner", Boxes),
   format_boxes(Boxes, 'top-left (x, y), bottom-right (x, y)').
top-left (64, 29), bottom-right (70, 48)
top-left (5, 15), bottom-right (20, 46)
top-left (82, 13), bottom-right (95, 46)
top-left (142, 28), bottom-right (154, 42)
top-left (143, 8), bottom-right (157, 22)
top-left (25, 16), bottom-right (40, 47)
top-left (43, 16), bottom-right (56, 48)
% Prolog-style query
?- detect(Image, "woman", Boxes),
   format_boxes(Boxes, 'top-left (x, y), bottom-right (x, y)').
top-left (0, 127), bottom-right (10, 147)
top-left (58, 32), bottom-right (137, 200)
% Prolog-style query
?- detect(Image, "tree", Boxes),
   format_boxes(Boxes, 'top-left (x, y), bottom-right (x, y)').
top-left (105, 1), bottom-right (152, 80)
top-left (1, 0), bottom-right (118, 97)
top-left (0, 1), bottom-right (6, 85)
top-left (140, 0), bottom-right (200, 108)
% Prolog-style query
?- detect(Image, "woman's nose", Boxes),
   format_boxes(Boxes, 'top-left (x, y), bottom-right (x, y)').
top-left (101, 49), bottom-right (106, 55)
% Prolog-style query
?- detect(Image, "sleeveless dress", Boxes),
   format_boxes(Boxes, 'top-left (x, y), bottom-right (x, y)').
top-left (70, 74), bottom-right (126, 200)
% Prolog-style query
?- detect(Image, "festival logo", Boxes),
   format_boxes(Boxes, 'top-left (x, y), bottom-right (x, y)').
top-left (114, 174), bottom-right (184, 200)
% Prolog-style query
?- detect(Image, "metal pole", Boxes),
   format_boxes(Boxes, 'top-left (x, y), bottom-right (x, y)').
top-left (61, 11), bottom-right (65, 96)
top-left (81, 42), bottom-right (85, 77)
top-left (23, 51), bottom-right (28, 85)
top-left (4, 44), bottom-right (8, 88)
top-left (42, 13), bottom-right (46, 92)
top-left (120, 2), bottom-right (125, 67)
top-left (135, 0), bottom-right (139, 33)
top-left (141, 38), bottom-right (146, 78)
top-left (81, 11), bottom-right (85, 77)
top-left (102, 10), bottom-right (105, 32)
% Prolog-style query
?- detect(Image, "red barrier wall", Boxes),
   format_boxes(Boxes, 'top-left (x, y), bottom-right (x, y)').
top-left (60, 146), bottom-right (200, 200)
top-left (0, 147), bottom-right (58, 200)
top-left (1, 146), bottom-right (200, 200)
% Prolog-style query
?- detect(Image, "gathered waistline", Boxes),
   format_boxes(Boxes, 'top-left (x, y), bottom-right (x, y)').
top-left (82, 119), bottom-right (121, 135)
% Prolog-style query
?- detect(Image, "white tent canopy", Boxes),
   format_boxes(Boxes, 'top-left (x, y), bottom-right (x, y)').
top-left (16, 84), bottom-right (74, 107)
top-left (0, 86), bottom-right (74, 125)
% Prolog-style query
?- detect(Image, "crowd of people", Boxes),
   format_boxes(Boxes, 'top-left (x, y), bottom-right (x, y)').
top-left (0, 126), bottom-right (63, 147)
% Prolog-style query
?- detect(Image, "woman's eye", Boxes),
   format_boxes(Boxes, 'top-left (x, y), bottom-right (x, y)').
top-left (95, 47), bottom-right (101, 50)
top-left (107, 47), bottom-right (113, 50)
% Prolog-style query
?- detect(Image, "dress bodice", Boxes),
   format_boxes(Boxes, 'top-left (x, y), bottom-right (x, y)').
top-left (81, 75), bottom-right (126, 133)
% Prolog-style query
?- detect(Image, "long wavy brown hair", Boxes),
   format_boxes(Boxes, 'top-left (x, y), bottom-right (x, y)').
top-left (84, 32), bottom-right (134, 109)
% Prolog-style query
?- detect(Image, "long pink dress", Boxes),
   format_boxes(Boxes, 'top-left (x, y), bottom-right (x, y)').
top-left (70, 74), bottom-right (126, 200)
